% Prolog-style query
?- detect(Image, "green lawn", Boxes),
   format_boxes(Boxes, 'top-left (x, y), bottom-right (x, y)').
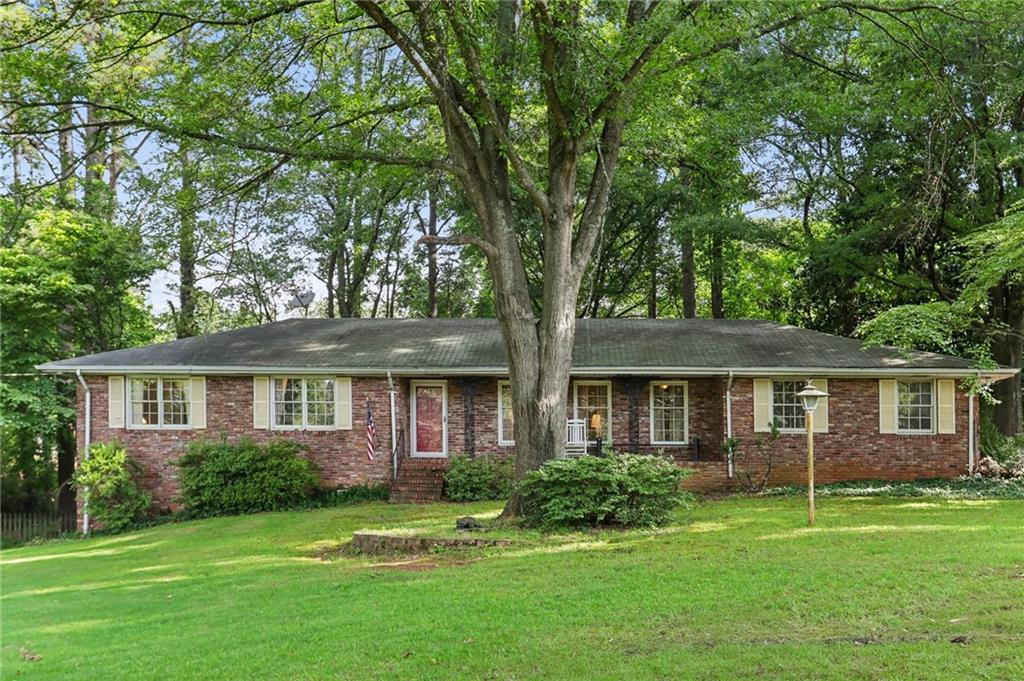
top-left (2, 496), bottom-right (1023, 680)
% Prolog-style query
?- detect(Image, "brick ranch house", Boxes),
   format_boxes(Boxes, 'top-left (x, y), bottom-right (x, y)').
top-left (40, 318), bottom-right (1016, 515)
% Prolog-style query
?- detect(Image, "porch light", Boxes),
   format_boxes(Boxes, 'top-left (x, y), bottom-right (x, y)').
top-left (796, 381), bottom-right (829, 527)
top-left (797, 383), bottom-right (829, 414)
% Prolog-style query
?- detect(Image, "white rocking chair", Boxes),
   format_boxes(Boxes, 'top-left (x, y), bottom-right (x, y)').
top-left (565, 419), bottom-right (588, 457)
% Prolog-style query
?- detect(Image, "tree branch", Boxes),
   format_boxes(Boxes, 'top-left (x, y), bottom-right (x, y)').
top-left (418, 233), bottom-right (498, 261)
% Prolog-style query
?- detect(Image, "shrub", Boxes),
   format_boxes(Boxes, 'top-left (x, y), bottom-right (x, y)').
top-left (518, 453), bottom-right (691, 528)
top-left (306, 483), bottom-right (391, 508)
top-left (730, 423), bottom-right (781, 494)
top-left (71, 441), bottom-right (151, 532)
top-left (762, 477), bottom-right (1024, 500)
top-left (980, 427), bottom-right (1024, 474)
top-left (177, 438), bottom-right (320, 516)
top-left (444, 455), bottom-right (514, 501)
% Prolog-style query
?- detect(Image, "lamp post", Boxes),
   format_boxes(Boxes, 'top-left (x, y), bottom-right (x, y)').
top-left (797, 382), bottom-right (829, 527)
top-left (590, 412), bottom-right (605, 456)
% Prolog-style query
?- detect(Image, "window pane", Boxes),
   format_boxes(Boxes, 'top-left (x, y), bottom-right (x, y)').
top-left (576, 384), bottom-right (611, 441)
top-left (130, 378), bottom-right (159, 425)
top-left (306, 379), bottom-right (335, 427)
top-left (161, 378), bottom-right (190, 426)
top-left (500, 383), bottom-right (514, 442)
top-left (652, 383), bottom-right (687, 442)
top-left (898, 381), bottom-right (933, 431)
top-left (772, 380), bottom-right (805, 430)
top-left (274, 378), bottom-right (303, 426)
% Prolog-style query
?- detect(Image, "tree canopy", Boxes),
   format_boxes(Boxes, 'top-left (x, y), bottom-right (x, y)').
top-left (2, 0), bottom-right (1022, 513)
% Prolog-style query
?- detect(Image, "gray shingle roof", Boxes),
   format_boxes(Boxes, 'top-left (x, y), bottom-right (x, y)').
top-left (38, 318), bottom-right (992, 375)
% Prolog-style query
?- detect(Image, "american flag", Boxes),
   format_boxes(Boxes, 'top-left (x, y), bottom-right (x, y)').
top-left (365, 401), bottom-right (377, 461)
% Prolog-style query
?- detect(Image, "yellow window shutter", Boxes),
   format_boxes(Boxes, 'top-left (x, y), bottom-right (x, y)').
top-left (335, 377), bottom-right (353, 430)
top-left (812, 378), bottom-right (829, 433)
top-left (253, 377), bottom-right (269, 429)
top-left (190, 377), bottom-right (207, 429)
top-left (108, 376), bottom-right (125, 428)
top-left (937, 379), bottom-right (956, 434)
top-left (753, 379), bottom-right (771, 432)
top-left (879, 379), bottom-right (897, 434)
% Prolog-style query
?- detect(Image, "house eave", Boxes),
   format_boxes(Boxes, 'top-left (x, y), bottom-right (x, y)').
top-left (35, 363), bottom-right (1017, 380)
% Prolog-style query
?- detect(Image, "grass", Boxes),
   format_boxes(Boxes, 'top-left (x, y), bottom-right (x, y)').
top-left (2, 496), bottom-right (1023, 680)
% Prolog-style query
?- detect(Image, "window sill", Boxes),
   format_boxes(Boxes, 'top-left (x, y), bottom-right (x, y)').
top-left (127, 425), bottom-right (192, 430)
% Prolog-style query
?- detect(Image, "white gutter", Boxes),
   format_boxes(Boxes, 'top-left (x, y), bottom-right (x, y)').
top-left (36, 364), bottom-right (1019, 380)
top-left (387, 371), bottom-right (398, 480)
top-left (726, 370), bottom-right (735, 478)
top-left (74, 370), bottom-right (91, 535)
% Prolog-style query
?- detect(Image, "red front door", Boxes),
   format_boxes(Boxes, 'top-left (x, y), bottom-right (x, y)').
top-left (411, 382), bottom-right (447, 457)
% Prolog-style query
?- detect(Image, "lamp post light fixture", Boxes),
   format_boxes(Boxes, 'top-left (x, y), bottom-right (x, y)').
top-left (797, 382), bottom-right (829, 527)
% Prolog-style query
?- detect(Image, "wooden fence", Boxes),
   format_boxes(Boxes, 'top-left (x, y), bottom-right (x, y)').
top-left (1, 510), bottom-right (77, 545)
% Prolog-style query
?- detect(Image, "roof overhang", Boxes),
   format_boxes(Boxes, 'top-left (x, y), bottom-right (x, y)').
top-left (36, 363), bottom-right (1019, 381)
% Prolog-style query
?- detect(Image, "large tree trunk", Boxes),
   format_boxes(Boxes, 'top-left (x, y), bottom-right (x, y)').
top-left (991, 279), bottom-right (1023, 435)
top-left (680, 222), bottom-right (697, 318)
top-left (325, 250), bottom-right (337, 318)
top-left (425, 190), bottom-right (439, 318)
top-left (57, 101), bottom-right (74, 208)
top-left (175, 148), bottom-right (199, 338)
top-left (82, 103), bottom-right (110, 219)
top-left (710, 231), bottom-right (724, 319)
top-left (647, 230), bottom-right (658, 318)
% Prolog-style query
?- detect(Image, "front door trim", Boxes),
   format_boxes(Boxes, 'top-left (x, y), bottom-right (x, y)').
top-left (410, 380), bottom-right (448, 458)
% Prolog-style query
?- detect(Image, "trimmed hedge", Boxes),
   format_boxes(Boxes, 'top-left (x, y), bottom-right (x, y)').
top-left (518, 453), bottom-right (691, 528)
top-left (444, 455), bottom-right (515, 501)
top-left (177, 438), bottom-right (320, 516)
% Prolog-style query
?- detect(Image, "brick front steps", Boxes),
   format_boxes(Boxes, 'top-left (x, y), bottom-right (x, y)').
top-left (390, 458), bottom-right (449, 503)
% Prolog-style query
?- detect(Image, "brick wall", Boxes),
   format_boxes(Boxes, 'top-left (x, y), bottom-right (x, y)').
top-left (77, 373), bottom-right (975, 520)
top-left (727, 377), bottom-right (974, 486)
top-left (78, 376), bottom-right (395, 515)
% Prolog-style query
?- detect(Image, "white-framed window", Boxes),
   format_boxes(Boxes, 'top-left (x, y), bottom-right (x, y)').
top-left (129, 376), bottom-right (190, 428)
top-left (573, 381), bottom-right (612, 443)
top-left (771, 380), bottom-right (806, 431)
top-left (497, 380), bottom-right (515, 446)
top-left (272, 377), bottom-right (336, 429)
top-left (650, 381), bottom-right (688, 444)
top-left (897, 380), bottom-right (934, 433)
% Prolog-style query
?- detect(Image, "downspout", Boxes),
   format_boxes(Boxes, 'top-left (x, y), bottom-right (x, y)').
top-left (968, 369), bottom-right (980, 473)
top-left (387, 371), bottom-right (398, 480)
top-left (75, 370), bottom-right (91, 535)
top-left (726, 370), bottom-right (734, 478)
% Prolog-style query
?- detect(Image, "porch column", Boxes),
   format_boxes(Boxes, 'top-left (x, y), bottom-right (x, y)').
top-left (623, 378), bottom-right (646, 452)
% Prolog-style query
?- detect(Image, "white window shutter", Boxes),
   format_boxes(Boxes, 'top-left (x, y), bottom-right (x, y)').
top-left (812, 378), bottom-right (829, 433)
top-left (879, 379), bottom-right (897, 434)
top-left (753, 379), bottom-right (771, 433)
top-left (190, 377), bottom-right (207, 429)
top-left (937, 379), bottom-right (956, 434)
top-left (335, 377), bottom-right (353, 430)
top-left (108, 376), bottom-right (125, 428)
top-left (253, 377), bottom-right (269, 429)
